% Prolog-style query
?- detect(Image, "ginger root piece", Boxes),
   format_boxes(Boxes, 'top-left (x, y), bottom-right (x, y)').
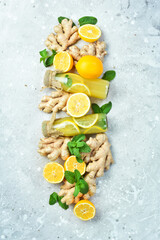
top-left (38, 136), bottom-right (71, 161)
top-left (45, 19), bottom-right (80, 52)
top-left (67, 40), bottom-right (107, 63)
top-left (59, 174), bottom-right (96, 205)
top-left (39, 90), bottom-right (70, 113)
top-left (82, 133), bottom-right (113, 178)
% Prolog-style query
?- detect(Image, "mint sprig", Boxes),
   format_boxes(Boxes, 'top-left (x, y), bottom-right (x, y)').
top-left (65, 170), bottom-right (89, 197)
top-left (92, 102), bottom-right (112, 114)
top-left (39, 49), bottom-right (57, 67)
top-left (67, 134), bottom-right (91, 163)
top-left (64, 75), bottom-right (72, 87)
top-left (78, 16), bottom-right (97, 26)
top-left (49, 192), bottom-right (69, 210)
top-left (102, 70), bottom-right (116, 81)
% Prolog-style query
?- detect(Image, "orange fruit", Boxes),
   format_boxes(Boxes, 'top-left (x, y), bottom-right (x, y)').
top-left (43, 162), bottom-right (64, 183)
top-left (64, 156), bottom-right (86, 175)
top-left (67, 93), bottom-right (91, 118)
top-left (76, 56), bottom-right (103, 79)
top-left (74, 200), bottom-right (96, 221)
top-left (53, 51), bottom-right (73, 72)
top-left (78, 24), bottom-right (101, 42)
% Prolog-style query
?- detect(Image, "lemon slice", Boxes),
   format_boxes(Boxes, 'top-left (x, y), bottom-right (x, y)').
top-left (53, 51), bottom-right (73, 72)
top-left (64, 156), bottom-right (86, 175)
top-left (43, 162), bottom-right (64, 183)
top-left (67, 93), bottom-right (91, 118)
top-left (68, 83), bottom-right (91, 96)
top-left (73, 114), bottom-right (98, 129)
top-left (74, 200), bottom-right (96, 221)
top-left (78, 24), bottom-right (101, 42)
top-left (54, 120), bottom-right (80, 136)
top-left (84, 125), bottom-right (106, 134)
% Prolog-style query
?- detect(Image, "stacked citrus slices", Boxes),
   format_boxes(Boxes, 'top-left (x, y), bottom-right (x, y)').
top-left (39, 16), bottom-right (115, 221)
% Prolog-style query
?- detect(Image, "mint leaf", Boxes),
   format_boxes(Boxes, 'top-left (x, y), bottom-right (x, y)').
top-left (76, 142), bottom-right (85, 148)
top-left (79, 179), bottom-right (89, 194)
top-left (49, 192), bottom-right (58, 205)
top-left (68, 142), bottom-right (77, 147)
top-left (64, 75), bottom-right (72, 87)
top-left (74, 183), bottom-right (80, 197)
top-left (91, 103), bottom-right (102, 113)
top-left (74, 169), bottom-right (81, 182)
top-left (101, 102), bottom-right (112, 114)
top-left (79, 143), bottom-right (91, 153)
top-left (78, 16), bottom-right (97, 26)
top-left (97, 115), bottom-right (107, 130)
top-left (72, 134), bottom-right (85, 142)
top-left (102, 70), bottom-right (116, 81)
top-left (76, 157), bottom-right (84, 163)
top-left (57, 196), bottom-right (69, 210)
top-left (58, 16), bottom-right (76, 26)
top-left (73, 148), bottom-right (81, 158)
top-left (45, 55), bottom-right (54, 67)
top-left (39, 49), bottom-right (48, 58)
top-left (65, 171), bottom-right (75, 184)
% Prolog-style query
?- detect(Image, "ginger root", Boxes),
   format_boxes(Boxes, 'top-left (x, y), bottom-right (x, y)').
top-left (82, 133), bottom-right (113, 178)
top-left (38, 136), bottom-right (71, 161)
top-left (45, 19), bottom-right (80, 52)
top-left (39, 90), bottom-right (70, 113)
top-left (67, 41), bottom-right (107, 63)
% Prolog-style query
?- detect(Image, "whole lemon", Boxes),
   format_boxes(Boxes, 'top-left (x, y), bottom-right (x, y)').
top-left (76, 56), bottom-right (103, 79)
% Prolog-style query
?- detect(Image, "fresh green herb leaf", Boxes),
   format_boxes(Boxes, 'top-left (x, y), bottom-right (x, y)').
top-left (74, 169), bottom-right (81, 182)
top-left (74, 183), bottom-right (80, 197)
top-left (57, 196), bottom-right (69, 210)
top-left (49, 192), bottom-right (69, 210)
top-left (92, 102), bottom-right (112, 115)
top-left (79, 142), bottom-right (91, 153)
top-left (72, 134), bottom-right (85, 142)
top-left (73, 148), bottom-right (81, 158)
top-left (65, 171), bottom-right (75, 184)
top-left (79, 179), bottom-right (89, 194)
top-left (98, 116), bottom-right (107, 130)
top-left (39, 49), bottom-right (57, 67)
top-left (101, 101), bottom-right (112, 114)
top-left (76, 142), bottom-right (85, 148)
top-left (68, 142), bottom-right (77, 147)
top-left (76, 157), bottom-right (84, 163)
top-left (39, 49), bottom-right (48, 58)
top-left (58, 16), bottom-right (76, 26)
top-left (78, 16), bottom-right (97, 26)
top-left (91, 103), bottom-right (102, 113)
top-left (64, 75), bottom-right (72, 87)
top-left (102, 70), bottom-right (116, 81)
top-left (49, 192), bottom-right (58, 205)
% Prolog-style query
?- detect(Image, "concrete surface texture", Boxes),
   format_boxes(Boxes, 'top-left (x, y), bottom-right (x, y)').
top-left (0, 0), bottom-right (160, 239)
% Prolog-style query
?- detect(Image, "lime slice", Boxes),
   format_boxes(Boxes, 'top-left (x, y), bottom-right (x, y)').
top-left (68, 83), bottom-right (91, 96)
top-left (73, 114), bottom-right (98, 129)
top-left (84, 126), bottom-right (106, 134)
top-left (54, 120), bottom-right (80, 136)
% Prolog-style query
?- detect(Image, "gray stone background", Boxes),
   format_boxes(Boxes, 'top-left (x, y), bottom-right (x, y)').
top-left (0, 0), bottom-right (160, 239)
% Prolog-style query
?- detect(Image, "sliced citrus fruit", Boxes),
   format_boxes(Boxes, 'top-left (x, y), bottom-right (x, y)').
top-left (76, 56), bottom-right (103, 79)
top-left (68, 83), bottom-right (91, 96)
top-left (67, 93), bottom-right (91, 118)
top-left (43, 162), bottom-right (64, 183)
top-left (74, 200), bottom-right (96, 221)
top-left (84, 125), bottom-right (106, 134)
top-left (64, 156), bottom-right (86, 175)
top-left (53, 51), bottom-right (73, 72)
top-left (78, 24), bottom-right (101, 42)
top-left (54, 120), bottom-right (80, 136)
top-left (73, 114), bottom-right (98, 129)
